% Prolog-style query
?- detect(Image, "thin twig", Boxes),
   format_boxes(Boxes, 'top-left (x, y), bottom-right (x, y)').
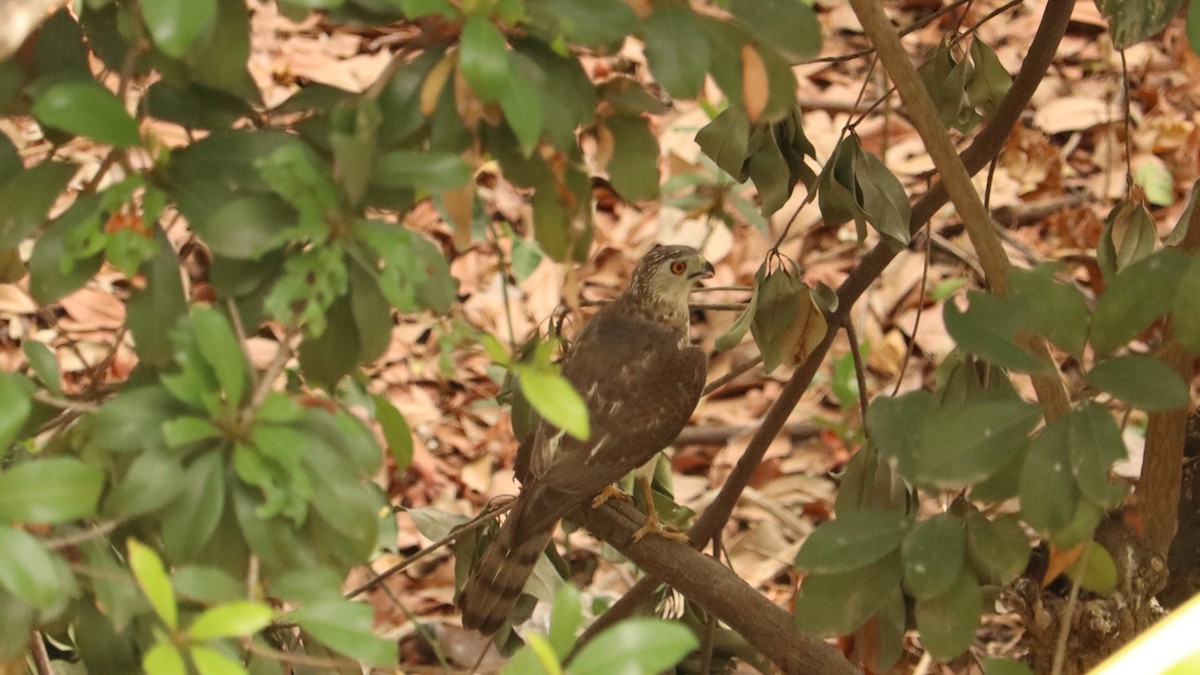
top-left (245, 641), bottom-right (361, 670)
top-left (240, 327), bottom-right (300, 425)
top-left (844, 321), bottom-right (870, 419)
top-left (30, 632), bottom-right (54, 675)
top-left (581, 299), bottom-right (749, 312)
top-left (701, 356), bottom-right (764, 397)
top-left (226, 298), bottom-right (260, 394)
top-left (345, 498), bottom-right (514, 599)
top-left (809, 0), bottom-right (975, 64)
top-left (1050, 544), bottom-right (1090, 675)
top-left (44, 521), bottom-right (121, 550)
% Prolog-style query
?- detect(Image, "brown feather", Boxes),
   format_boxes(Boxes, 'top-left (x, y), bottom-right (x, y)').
top-left (459, 246), bottom-right (709, 633)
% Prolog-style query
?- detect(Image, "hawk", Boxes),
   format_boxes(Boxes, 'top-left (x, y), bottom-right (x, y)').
top-left (459, 245), bottom-right (713, 634)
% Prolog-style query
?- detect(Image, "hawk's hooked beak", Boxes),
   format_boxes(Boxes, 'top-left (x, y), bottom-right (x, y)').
top-left (691, 261), bottom-right (715, 281)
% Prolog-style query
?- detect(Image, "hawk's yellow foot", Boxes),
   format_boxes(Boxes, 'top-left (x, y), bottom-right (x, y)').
top-left (591, 483), bottom-right (631, 509)
top-left (631, 474), bottom-right (690, 543)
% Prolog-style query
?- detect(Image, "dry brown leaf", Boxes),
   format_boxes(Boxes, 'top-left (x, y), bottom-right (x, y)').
top-left (741, 44), bottom-right (769, 123)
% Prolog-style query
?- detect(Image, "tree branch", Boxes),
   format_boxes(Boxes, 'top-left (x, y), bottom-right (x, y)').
top-left (574, 500), bottom-right (860, 675)
top-left (848, 0), bottom-right (1071, 421)
top-left (1141, 186), bottom-right (1200, 556)
top-left (573, 0), bottom-right (1074, 650)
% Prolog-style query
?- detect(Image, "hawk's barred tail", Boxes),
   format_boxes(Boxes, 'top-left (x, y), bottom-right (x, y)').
top-left (458, 501), bottom-right (556, 634)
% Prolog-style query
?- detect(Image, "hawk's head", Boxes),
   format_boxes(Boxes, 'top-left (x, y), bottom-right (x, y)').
top-left (621, 245), bottom-right (714, 322)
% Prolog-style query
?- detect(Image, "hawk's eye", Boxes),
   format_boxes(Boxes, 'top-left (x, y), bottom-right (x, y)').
top-left (670, 260), bottom-right (687, 275)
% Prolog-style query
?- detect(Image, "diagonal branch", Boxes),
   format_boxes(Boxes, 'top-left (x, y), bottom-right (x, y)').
top-left (574, 499), bottom-right (861, 675)
top-left (573, 0), bottom-right (1075, 651)
top-left (848, 0), bottom-right (1071, 420)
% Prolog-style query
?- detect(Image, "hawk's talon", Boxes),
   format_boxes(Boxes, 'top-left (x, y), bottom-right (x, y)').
top-left (632, 513), bottom-right (690, 543)
top-left (591, 484), bottom-right (631, 509)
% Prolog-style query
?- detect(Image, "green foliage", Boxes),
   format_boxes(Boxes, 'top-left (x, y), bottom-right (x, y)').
top-left (503, 585), bottom-right (699, 675)
top-left (0, 0), bottom-right (1180, 670)
top-left (818, 132), bottom-right (911, 247)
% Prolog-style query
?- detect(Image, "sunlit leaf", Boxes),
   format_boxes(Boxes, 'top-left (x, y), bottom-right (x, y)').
top-left (128, 539), bottom-right (177, 629)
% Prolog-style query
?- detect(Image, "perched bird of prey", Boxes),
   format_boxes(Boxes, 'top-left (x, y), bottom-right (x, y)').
top-left (459, 245), bottom-right (713, 634)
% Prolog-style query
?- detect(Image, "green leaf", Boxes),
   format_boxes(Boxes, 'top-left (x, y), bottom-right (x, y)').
top-left (500, 61), bottom-right (544, 155)
top-left (162, 417), bottom-right (223, 449)
top-left (914, 569), bottom-right (982, 661)
top-left (189, 601), bottom-right (274, 640)
top-left (1008, 265), bottom-right (1090, 357)
top-left (128, 538), bottom-right (178, 629)
top-left (28, 197), bottom-right (105, 304)
top-left (605, 115), bottom-right (660, 202)
top-left (643, 3), bottom-right (710, 99)
top-left (0, 373), bottom-right (32, 450)
top-left (0, 457), bottom-right (104, 525)
top-left (374, 395), bottom-right (414, 472)
top-left (1090, 249), bottom-right (1188, 355)
top-left (144, 643), bottom-right (187, 675)
top-left (913, 397), bottom-right (1041, 489)
top-left (901, 513), bottom-right (966, 601)
top-left (1065, 402), bottom-right (1129, 508)
top-left (162, 453), bottom-right (226, 561)
top-left (1053, 498), bottom-right (1105, 550)
top-left (372, 150), bottom-right (473, 191)
top-left (964, 511), bottom-right (1030, 587)
top-left (1094, 0), bottom-right (1185, 48)
top-left (1097, 199), bottom-right (1158, 279)
top-left (715, 284), bottom-right (758, 351)
top-left (794, 510), bottom-right (911, 574)
top-left (516, 364), bottom-right (590, 441)
top-left (982, 658), bottom-right (1036, 675)
top-left (290, 599), bottom-right (396, 665)
top-left (696, 107), bottom-right (751, 180)
top-left (1191, 0), bottom-right (1200, 58)
top-left (126, 229), bottom-right (188, 366)
top-left (525, 0), bottom-right (637, 49)
top-left (547, 584), bottom-right (583, 659)
top-left (407, 506), bottom-right (470, 541)
top-left (398, 0), bottom-right (457, 18)
top-left (191, 645), bottom-right (251, 675)
top-left (140, 0), bottom-right (217, 57)
top-left (1135, 160), bottom-right (1174, 207)
top-left (516, 633), bottom-right (563, 675)
top-left (22, 341), bottom-right (61, 395)
top-left (0, 161), bottom-right (79, 250)
top-left (795, 552), bottom-right (903, 637)
top-left (1020, 420), bottom-right (1080, 537)
top-left (514, 39), bottom-right (596, 151)
top-left (33, 81), bottom-right (140, 148)
top-left (746, 128), bottom-right (791, 216)
top-left (197, 195), bottom-right (295, 260)
top-left (1173, 252), bottom-right (1200, 355)
top-left (1064, 541), bottom-right (1118, 595)
top-left (865, 390), bottom-right (932, 480)
top-left (173, 565), bottom-right (244, 604)
top-left (0, 590), bottom-right (36, 662)
top-left (145, 82), bottom-right (250, 130)
top-left (90, 386), bottom-right (178, 452)
top-left (185, 0), bottom-right (256, 98)
top-left (1085, 354), bottom-right (1190, 411)
top-left (0, 526), bottom-right (64, 610)
top-left (944, 291), bottom-right (1047, 373)
top-left (570, 618), bottom-right (698, 675)
top-left (730, 0), bottom-right (822, 64)
top-left (192, 308), bottom-right (248, 408)
top-left (104, 450), bottom-right (187, 519)
top-left (460, 15), bottom-right (511, 103)
top-left (834, 441), bottom-right (913, 515)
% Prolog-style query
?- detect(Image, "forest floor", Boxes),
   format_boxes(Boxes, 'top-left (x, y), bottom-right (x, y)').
top-left (4, 0), bottom-right (1200, 673)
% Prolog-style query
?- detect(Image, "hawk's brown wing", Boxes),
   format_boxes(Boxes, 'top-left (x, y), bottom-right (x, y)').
top-left (521, 310), bottom-right (706, 529)
top-left (459, 309), bottom-right (705, 634)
